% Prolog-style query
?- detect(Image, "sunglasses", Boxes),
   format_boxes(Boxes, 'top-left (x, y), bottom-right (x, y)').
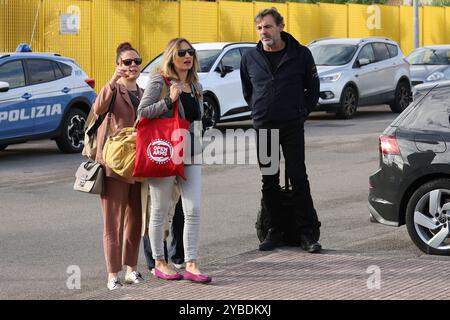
top-left (121, 58), bottom-right (142, 66)
top-left (177, 49), bottom-right (195, 57)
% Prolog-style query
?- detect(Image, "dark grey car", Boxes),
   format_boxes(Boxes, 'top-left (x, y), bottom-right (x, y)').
top-left (368, 80), bottom-right (450, 255)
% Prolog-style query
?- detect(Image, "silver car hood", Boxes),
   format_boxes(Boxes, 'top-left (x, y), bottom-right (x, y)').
top-left (410, 65), bottom-right (448, 79)
top-left (316, 65), bottom-right (347, 76)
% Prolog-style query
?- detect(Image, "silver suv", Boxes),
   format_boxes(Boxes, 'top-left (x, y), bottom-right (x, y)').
top-left (308, 37), bottom-right (412, 119)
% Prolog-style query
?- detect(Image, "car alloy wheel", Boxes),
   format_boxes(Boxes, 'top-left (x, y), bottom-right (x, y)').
top-left (67, 114), bottom-right (85, 149)
top-left (202, 96), bottom-right (219, 130)
top-left (406, 179), bottom-right (450, 255)
top-left (337, 86), bottom-right (357, 119)
top-left (398, 85), bottom-right (411, 110)
top-left (390, 81), bottom-right (411, 113)
top-left (413, 189), bottom-right (450, 249)
top-left (55, 108), bottom-right (87, 153)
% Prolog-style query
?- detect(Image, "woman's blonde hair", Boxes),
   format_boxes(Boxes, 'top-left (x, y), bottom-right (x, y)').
top-left (157, 38), bottom-right (199, 84)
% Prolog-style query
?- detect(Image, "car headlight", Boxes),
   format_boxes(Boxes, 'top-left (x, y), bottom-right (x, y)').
top-left (426, 72), bottom-right (445, 82)
top-left (319, 72), bottom-right (342, 82)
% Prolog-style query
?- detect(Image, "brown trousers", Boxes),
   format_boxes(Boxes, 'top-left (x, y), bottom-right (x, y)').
top-left (100, 176), bottom-right (142, 273)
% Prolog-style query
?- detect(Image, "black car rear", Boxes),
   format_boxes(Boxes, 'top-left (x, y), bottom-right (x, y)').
top-left (369, 80), bottom-right (450, 255)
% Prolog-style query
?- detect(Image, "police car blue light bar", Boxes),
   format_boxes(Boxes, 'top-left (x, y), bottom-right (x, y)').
top-left (15, 43), bottom-right (32, 52)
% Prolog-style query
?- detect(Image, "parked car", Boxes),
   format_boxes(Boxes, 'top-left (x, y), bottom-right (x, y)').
top-left (307, 37), bottom-right (412, 119)
top-left (0, 46), bottom-right (96, 152)
top-left (368, 80), bottom-right (450, 255)
top-left (137, 42), bottom-right (256, 129)
top-left (406, 45), bottom-right (450, 86)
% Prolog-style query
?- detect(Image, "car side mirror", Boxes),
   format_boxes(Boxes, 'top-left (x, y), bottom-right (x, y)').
top-left (216, 65), bottom-right (234, 78)
top-left (0, 81), bottom-right (10, 93)
top-left (358, 58), bottom-right (370, 67)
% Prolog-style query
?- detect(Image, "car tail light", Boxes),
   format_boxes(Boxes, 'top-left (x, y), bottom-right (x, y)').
top-left (379, 135), bottom-right (400, 155)
top-left (85, 78), bottom-right (95, 89)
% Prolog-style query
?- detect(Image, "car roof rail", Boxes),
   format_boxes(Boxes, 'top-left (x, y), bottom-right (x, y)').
top-left (223, 42), bottom-right (256, 48)
top-left (229, 42), bottom-right (256, 45)
top-left (35, 52), bottom-right (61, 56)
top-left (360, 37), bottom-right (394, 43)
top-left (27, 52), bottom-right (63, 57)
top-left (307, 37), bottom-right (337, 46)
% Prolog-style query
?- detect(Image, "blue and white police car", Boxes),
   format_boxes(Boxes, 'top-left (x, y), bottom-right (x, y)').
top-left (0, 45), bottom-right (96, 153)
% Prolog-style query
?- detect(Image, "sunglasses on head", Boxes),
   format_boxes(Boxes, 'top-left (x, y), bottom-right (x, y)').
top-left (121, 58), bottom-right (142, 66)
top-left (177, 49), bottom-right (195, 57)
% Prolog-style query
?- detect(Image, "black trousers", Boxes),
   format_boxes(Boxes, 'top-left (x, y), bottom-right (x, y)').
top-left (256, 121), bottom-right (320, 235)
top-left (142, 197), bottom-right (185, 269)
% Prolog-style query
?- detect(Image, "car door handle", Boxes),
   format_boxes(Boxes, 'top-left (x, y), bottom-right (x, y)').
top-left (22, 93), bottom-right (32, 100)
top-left (62, 87), bottom-right (71, 93)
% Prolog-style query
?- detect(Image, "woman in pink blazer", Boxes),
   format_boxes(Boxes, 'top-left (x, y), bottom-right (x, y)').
top-left (93, 42), bottom-right (144, 290)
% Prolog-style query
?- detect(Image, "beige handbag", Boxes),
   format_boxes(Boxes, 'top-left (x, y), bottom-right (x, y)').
top-left (73, 160), bottom-right (104, 194)
top-left (74, 91), bottom-right (116, 194)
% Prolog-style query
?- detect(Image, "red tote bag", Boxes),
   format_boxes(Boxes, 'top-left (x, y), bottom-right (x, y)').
top-left (133, 81), bottom-right (190, 180)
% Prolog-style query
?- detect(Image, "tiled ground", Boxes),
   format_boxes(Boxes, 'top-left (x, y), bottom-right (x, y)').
top-left (79, 248), bottom-right (450, 300)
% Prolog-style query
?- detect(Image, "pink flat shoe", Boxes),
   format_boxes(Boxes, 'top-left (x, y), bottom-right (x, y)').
top-left (183, 271), bottom-right (212, 283)
top-left (154, 268), bottom-right (183, 281)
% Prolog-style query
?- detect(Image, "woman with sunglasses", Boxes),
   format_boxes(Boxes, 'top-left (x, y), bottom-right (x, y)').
top-left (138, 38), bottom-right (211, 283)
top-left (93, 42), bottom-right (144, 290)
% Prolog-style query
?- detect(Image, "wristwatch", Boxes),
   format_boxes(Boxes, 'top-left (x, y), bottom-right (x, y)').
top-left (164, 97), bottom-right (173, 110)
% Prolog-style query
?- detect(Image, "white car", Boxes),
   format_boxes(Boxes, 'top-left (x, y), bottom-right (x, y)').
top-left (308, 37), bottom-right (412, 119)
top-left (137, 42), bottom-right (256, 129)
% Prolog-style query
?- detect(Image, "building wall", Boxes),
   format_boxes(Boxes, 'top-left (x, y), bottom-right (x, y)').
top-left (1, 0), bottom-right (448, 91)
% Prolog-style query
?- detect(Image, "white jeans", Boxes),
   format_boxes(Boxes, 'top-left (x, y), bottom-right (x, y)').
top-left (148, 165), bottom-right (201, 262)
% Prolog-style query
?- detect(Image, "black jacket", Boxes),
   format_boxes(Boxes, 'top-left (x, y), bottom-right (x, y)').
top-left (240, 32), bottom-right (320, 129)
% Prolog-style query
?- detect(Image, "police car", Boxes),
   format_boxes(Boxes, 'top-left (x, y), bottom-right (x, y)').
top-left (0, 44), bottom-right (96, 153)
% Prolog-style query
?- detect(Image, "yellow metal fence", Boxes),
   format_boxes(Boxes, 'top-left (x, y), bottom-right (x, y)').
top-left (1, 0), bottom-right (450, 91)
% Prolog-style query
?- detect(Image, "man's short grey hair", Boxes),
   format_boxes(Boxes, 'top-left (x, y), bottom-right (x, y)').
top-left (254, 7), bottom-right (284, 26)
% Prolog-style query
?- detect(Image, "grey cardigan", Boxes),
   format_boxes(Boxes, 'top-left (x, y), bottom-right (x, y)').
top-left (137, 73), bottom-right (204, 160)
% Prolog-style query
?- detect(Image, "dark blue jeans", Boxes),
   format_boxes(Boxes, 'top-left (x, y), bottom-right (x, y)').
top-left (142, 197), bottom-right (185, 270)
top-left (256, 121), bottom-right (320, 235)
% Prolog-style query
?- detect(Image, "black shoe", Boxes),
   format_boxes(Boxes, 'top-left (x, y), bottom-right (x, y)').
top-left (300, 234), bottom-right (322, 253)
top-left (259, 229), bottom-right (283, 251)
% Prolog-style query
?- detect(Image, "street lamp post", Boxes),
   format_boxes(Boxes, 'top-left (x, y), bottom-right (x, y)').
top-left (413, 0), bottom-right (420, 49)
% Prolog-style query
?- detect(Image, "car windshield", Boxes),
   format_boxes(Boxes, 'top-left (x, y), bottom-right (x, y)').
top-left (406, 48), bottom-right (450, 65)
top-left (197, 50), bottom-right (221, 72)
top-left (309, 44), bottom-right (358, 66)
top-left (142, 49), bottom-right (221, 74)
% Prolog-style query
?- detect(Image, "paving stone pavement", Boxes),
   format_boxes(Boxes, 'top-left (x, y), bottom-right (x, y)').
top-left (76, 248), bottom-right (450, 300)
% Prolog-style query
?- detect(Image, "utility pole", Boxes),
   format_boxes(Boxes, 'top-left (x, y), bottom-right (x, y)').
top-left (413, 0), bottom-right (420, 49)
